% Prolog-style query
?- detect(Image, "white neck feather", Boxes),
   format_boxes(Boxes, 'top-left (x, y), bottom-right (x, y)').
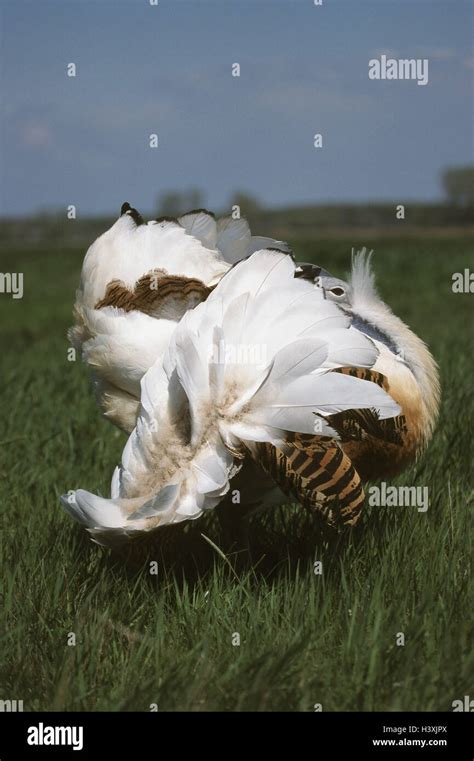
top-left (349, 251), bottom-right (440, 442)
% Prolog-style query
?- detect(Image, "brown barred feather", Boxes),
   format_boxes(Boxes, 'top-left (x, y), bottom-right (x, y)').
top-left (325, 407), bottom-right (407, 446)
top-left (247, 365), bottom-right (410, 528)
top-left (251, 438), bottom-right (365, 529)
top-left (326, 367), bottom-right (407, 445)
top-left (332, 366), bottom-right (389, 390)
top-left (95, 270), bottom-right (213, 320)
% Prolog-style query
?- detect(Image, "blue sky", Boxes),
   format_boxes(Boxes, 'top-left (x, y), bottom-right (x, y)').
top-left (1, 0), bottom-right (472, 216)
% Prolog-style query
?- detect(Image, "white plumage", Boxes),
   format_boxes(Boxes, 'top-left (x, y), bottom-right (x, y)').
top-left (69, 205), bottom-right (289, 432)
top-left (62, 248), bottom-right (400, 544)
top-left (63, 206), bottom-right (440, 546)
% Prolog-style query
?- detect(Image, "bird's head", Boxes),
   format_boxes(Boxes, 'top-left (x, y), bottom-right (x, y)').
top-left (315, 271), bottom-right (352, 305)
top-left (295, 263), bottom-right (353, 305)
top-left (295, 250), bottom-right (392, 316)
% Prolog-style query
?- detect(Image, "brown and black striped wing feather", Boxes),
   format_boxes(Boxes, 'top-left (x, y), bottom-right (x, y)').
top-left (249, 367), bottom-right (406, 528)
top-left (95, 270), bottom-right (213, 321)
top-left (252, 436), bottom-right (365, 529)
top-left (327, 367), bottom-right (407, 446)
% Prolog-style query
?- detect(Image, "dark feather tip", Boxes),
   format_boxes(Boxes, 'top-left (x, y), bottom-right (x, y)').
top-left (294, 263), bottom-right (331, 282)
top-left (182, 208), bottom-right (216, 219)
top-left (129, 207), bottom-right (145, 226)
top-left (155, 215), bottom-right (180, 225)
top-left (120, 201), bottom-right (144, 226)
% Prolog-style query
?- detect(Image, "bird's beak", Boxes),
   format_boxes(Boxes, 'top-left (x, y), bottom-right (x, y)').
top-left (313, 278), bottom-right (327, 298)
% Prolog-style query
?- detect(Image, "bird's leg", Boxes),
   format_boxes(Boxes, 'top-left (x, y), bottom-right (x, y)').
top-left (216, 497), bottom-right (257, 568)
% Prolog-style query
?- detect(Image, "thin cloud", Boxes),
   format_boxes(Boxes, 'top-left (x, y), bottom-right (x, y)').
top-left (20, 123), bottom-right (52, 148)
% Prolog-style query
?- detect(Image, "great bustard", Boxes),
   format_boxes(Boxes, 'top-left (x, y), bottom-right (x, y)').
top-left (62, 205), bottom-right (439, 544)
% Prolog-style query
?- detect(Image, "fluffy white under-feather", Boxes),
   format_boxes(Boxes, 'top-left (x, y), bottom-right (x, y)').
top-left (348, 249), bottom-right (440, 443)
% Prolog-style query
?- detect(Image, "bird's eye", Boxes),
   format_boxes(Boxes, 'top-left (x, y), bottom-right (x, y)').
top-left (330, 287), bottom-right (345, 296)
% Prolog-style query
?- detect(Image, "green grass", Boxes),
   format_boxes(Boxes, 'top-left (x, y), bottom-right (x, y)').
top-left (0, 236), bottom-right (473, 711)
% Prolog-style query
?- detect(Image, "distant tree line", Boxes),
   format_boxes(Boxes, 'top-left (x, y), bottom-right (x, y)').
top-left (0, 167), bottom-right (471, 249)
top-left (441, 166), bottom-right (474, 206)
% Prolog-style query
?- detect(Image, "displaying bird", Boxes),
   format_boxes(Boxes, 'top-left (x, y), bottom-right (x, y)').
top-left (63, 247), bottom-right (405, 544)
top-left (63, 204), bottom-right (439, 546)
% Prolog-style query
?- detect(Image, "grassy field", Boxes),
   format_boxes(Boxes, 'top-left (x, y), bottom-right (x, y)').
top-left (0, 235), bottom-right (473, 712)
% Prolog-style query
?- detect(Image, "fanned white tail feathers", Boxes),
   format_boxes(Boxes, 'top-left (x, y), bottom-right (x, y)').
top-left (62, 249), bottom-right (400, 544)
